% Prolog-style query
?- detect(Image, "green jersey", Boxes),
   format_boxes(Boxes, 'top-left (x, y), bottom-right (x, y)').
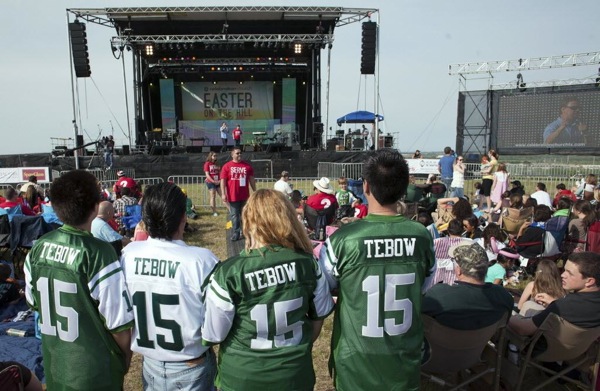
top-left (24, 225), bottom-right (134, 391)
top-left (335, 189), bottom-right (355, 206)
top-left (202, 246), bottom-right (334, 391)
top-left (319, 214), bottom-right (435, 391)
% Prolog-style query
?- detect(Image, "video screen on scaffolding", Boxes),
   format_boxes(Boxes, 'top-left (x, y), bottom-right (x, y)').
top-left (496, 89), bottom-right (600, 150)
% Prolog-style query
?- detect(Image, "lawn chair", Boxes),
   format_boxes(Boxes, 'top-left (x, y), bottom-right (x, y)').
top-left (512, 313), bottom-right (600, 391)
top-left (501, 207), bottom-right (534, 236)
top-left (121, 204), bottom-right (142, 236)
top-left (304, 204), bottom-right (336, 241)
top-left (421, 312), bottom-right (509, 391)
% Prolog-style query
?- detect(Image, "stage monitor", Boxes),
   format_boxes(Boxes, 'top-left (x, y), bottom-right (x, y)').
top-left (495, 86), bottom-right (600, 153)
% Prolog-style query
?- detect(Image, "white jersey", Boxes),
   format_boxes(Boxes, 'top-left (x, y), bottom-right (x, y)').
top-left (121, 237), bottom-right (219, 361)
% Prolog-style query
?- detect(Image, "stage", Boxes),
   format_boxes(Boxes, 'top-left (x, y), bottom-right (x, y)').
top-left (0, 149), bottom-right (369, 181)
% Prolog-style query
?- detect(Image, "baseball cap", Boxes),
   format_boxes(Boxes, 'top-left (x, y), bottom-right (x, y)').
top-left (117, 170), bottom-right (125, 177)
top-left (449, 241), bottom-right (489, 275)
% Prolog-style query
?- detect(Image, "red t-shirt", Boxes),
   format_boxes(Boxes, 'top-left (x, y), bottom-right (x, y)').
top-left (354, 204), bottom-right (368, 219)
top-left (203, 161), bottom-right (220, 183)
top-left (233, 128), bottom-right (242, 140)
top-left (306, 193), bottom-right (338, 211)
top-left (220, 160), bottom-right (254, 202)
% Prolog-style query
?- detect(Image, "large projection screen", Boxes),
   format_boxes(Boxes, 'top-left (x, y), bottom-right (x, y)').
top-left (495, 87), bottom-right (600, 153)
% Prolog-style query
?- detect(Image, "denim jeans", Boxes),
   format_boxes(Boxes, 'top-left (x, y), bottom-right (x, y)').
top-left (229, 200), bottom-right (246, 238)
top-left (450, 187), bottom-right (464, 198)
top-left (441, 178), bottom-right (453, 197)
top-left (104, 152), bottom-right (113, 169)
top-left (142, 350), bottom-right (216, 391)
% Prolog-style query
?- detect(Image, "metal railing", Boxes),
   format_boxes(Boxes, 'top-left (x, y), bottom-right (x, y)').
top-left (318, 162), bottom-right (364, 180)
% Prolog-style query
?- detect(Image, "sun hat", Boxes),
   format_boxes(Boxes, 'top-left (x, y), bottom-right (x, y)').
top-left (313, 177), bottom-right (334, 194)
top-left (18, 183), bottom-right (34, 193)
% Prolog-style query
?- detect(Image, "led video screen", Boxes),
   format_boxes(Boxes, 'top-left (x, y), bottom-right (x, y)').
top-left (496, 89), bottom-right (600, 150)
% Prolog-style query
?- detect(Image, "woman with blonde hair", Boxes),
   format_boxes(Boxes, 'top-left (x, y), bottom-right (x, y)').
top-left (203, 151), bottom-right (222, 216)
top-left (517, 259), bottom-right (566, 315)
top-left (202, 189), bottom-right (334, 391)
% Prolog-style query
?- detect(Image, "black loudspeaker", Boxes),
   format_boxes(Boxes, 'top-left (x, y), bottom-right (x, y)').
top-left (76, 135), bottom-right (84, 147)
top-left (361, 21), bottom-right (377, 75)
top-left (68, 21), bottom-right (91, 78)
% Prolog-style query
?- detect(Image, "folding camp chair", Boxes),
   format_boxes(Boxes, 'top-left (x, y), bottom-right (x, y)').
top-left (510, 313), bottom-right (600, 391)
top-left (304, 204), bottom-right (336, 241)
top-left (421, 312), bottom-right (509, 391)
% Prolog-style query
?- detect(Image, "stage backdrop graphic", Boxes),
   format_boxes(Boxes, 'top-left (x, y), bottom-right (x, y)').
top-left (496, 89), bottom-right (600, 150)
top-left (180, 81), bottom-right (276, 145)
top-left (182, 81), bottom-right (274, 121)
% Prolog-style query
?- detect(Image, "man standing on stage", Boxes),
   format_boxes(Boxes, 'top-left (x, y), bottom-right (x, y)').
top-left (104, 135), bottom-right (115, 170)
top-left (220, 122), bottom-right (229, 152)
top-left (220, 147), bottom-right (256, 241)
top-left (319, 148), bottom-right (436, 391)
top-left (232, 124), bottom-right (242, 147)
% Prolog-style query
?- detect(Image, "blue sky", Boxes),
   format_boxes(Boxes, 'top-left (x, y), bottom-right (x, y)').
top-left (1, 0), bottom-right (598, 155)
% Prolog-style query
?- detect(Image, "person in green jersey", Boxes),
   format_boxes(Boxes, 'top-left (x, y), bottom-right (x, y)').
top-left (202, 189), bottom-right (334, 391)
top-left (319, 148), bottom-right (436, 391)
top-left (24, 170), bottom-right (134, 391)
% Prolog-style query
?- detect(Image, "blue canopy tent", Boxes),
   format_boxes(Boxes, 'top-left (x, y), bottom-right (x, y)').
top-left (336, 110), bottom-right (384, 126)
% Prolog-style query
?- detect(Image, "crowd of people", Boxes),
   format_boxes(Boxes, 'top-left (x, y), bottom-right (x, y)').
top-left (9, 146), bottom-right (600, 390)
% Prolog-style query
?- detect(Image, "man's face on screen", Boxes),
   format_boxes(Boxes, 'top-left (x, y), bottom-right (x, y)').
top-left (562, 100), bottom-right (580, 122)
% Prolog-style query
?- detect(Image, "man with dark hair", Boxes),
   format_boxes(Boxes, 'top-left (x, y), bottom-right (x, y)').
top-left (24, 170), bottom-right (134, 390)
top-left (543, 97), bottom-right (587, 145)
top-left (220, 147), bottom-right (256, 241)
top-left (423, 242), bottom-right (513, 330)
top-left (121, 182), bottom-right (219, 389)
top-left (319, 148), bottom-right (436, 391)
top-left (531, 182), bottom-right (552, 208)
top-left (509, 251), bottom-right (600, 335)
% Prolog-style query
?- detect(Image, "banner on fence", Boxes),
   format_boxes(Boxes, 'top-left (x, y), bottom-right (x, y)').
top-left (0, 167), bottom-right (50, 184)
top-left (407, 159), bottom-right (439, 175)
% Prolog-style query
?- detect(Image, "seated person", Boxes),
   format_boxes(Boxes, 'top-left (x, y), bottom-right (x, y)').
top-left (434, 219), bottom-right (473, 260)
top-left (514, 205), bottom-right (552, 259)
top-left (181, 188), bottom-right (198, 219)
top-left (306, 177), bottom-right (338, 211)
top-left (404, 175), bottom-right (424, 203)
top-left (435, 197), bottom-right (473, 231)
top-left (112, 170), bottom-right (137, 198)
top-left (553, 183), bottom-right (577, 207)
top-left (352, 198), bottom-right (368, 219)
top-left (0, 187), bottom-right (35, 216)
top-left (91, 201), bottom-right (130, 255)
top-left (509, 252), bottom-right (600, 335)
top-left (426, 174), bottom-right (447, 201)
top-left (290, 190), bottom-right (305, 220)
top-left (112, 187), bottom-right (138, 231)
top-left (485, 251), bottom-right (516, 285)
top-left (423, 242), bottom-right (513, 330)
top-left (463, 214), bottom-right (482, 239)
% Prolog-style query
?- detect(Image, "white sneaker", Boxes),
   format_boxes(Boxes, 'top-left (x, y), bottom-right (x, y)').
top-left (213, 212), bottom-right (218, 217)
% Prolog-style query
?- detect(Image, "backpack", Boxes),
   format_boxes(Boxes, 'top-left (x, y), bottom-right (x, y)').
top-left (586, 221), bottom-right (600, 253)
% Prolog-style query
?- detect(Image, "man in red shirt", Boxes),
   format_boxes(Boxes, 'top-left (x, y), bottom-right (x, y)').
top-left (232, 125), bottom-right (242, 147)
top-left (220, 147), bottom-right (255, 241)
top-left (112, 170), bottom-right (137, 198)
top-left (306, 177), bottom-right (338, 211)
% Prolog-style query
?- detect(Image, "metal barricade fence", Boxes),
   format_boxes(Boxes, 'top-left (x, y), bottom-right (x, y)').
top-left (318, 162), bottom-right (364, 180)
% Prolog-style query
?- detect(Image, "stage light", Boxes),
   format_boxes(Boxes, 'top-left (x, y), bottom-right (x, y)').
top-left (239, 81), bottom-right (243, 85)
top-left (145, 45), bottom-right (154, 56)
top-left (294, 43), bottom-right (302, 54)
top-left (213, 81), bottom-right (217, 85)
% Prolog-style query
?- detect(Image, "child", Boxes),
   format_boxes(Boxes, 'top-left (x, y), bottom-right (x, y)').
top-left (181, 188), bottom-right (198, 220)
top-left (335, 177), bottom-right (356, 206)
